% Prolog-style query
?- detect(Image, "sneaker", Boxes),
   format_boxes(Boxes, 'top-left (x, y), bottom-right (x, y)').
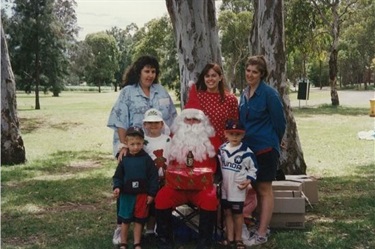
top-left (112, 226), bottom-right (121, 245)
top-left (248, 224), bottom-right (271, 239)
top-left (241, 223), bottom-right (249, 241)
top-left (243, 232), bottom-right (268, 246)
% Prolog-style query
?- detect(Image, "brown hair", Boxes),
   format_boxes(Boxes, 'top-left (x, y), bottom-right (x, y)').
top-left (245, 55), bottom-right (269, 81)
top-left (196, 63), bottom-right (226, 102)
top-left (121, 55), bottom-right (160, 88)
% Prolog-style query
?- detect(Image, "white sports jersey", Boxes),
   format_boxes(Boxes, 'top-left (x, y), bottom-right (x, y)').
top-left (218, 142), bottom-right (257, 202)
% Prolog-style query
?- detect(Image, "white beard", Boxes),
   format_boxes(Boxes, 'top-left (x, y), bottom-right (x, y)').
top-left (169, 118), bottom-right (216, 164)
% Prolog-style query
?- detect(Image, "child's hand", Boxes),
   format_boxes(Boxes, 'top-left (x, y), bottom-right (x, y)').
top-left (238, 179), bottom-right (251, 190)
top-left (113, 188), bottom-right (120, 199)
top-left (146, 196), bottom-right (154, 205)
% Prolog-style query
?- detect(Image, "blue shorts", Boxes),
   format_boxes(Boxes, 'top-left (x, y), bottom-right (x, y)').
top-left (221, 199), bottom-right (244, 214)
top-left (255, 149), bottom-right (279, 182)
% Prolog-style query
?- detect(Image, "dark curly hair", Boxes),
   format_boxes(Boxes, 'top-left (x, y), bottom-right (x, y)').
top-left (121, 55), bottom-right (160, 88)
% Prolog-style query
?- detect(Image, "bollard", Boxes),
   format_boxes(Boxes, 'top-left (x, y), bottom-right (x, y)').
top-left (370, 99), bottom-right (375, 117)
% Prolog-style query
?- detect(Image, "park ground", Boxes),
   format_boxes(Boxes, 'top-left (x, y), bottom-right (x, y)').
top-left (1, 87), bottom-right (374, 249)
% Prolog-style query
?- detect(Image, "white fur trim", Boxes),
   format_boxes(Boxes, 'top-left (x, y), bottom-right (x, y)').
top-left (180, 108), bottom-right (205, 120)
top-left (188, 81), bottom-right (195, 88)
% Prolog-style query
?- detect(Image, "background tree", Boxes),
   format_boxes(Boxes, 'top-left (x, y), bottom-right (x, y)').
top-left (1, 22), bottom-right (26, 165)
top-left (218, 0), bottom-right (252, 92)
top-left (338, 0), bottom-right (375, 89)
top-left (285, 0), bottom-right (321, 85)
top-left (131, 16), bottom-right (179, 94)
top-left (251, 0), bottom-right (306, 174)
top-left (166, 0), bottom-right (222, 106)
top-left (84, 32), bottom-right (119, 92)
top-left (48, 0), bottom-right (78, 96)
top-left (66, 40), bottom-right (92, 85)
top-left (106, 24), bottom-right (138, 91)
top-left (5, 0), bottom-right (78, 107)
top-left (218, 9), bottom-right (252, 91)
top-left (311, 0), bottom-right (358, 106)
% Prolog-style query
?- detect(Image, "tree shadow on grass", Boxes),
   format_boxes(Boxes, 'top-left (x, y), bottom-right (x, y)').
top-left (270, 162), bottom-right (375, 249)
top-left (19, 117), bottom-right (83, 133)
top-left (2, 153), bottom-right (374, 249)
top-left (292, 104), bottom-right (368, 116)
top-left (1, 150), bottom-right (116, 249)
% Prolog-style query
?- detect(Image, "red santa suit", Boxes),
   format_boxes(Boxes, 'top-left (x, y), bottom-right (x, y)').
top-left (155, 83), bottom-right (222, 211)
top-left (155, 136), bottom-right (221, 211)
top-left (155, 88), bottom-right (221, 249)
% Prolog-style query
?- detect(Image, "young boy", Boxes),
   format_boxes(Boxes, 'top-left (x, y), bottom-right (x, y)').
top-left (218, 119), bottom-right (257, 248)
top-left (142, 108), bottom-right (171, 239)
top-left (113, 126), bottom-right (159, 249)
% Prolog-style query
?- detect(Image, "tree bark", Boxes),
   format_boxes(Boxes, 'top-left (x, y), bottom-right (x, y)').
top-left (328, 2), bottom-right (340, 106)
top-left (166, 0), bottom-right (222, 106)
top-left (1, 23), bottom-right (26, 165)
top-left (251, 0), bottom-right (306, 174)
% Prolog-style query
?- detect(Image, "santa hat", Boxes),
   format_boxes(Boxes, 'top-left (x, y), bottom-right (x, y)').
top-left (180, 83), bottom-right (206, 120)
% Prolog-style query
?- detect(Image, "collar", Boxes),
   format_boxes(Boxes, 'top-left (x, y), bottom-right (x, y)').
top-left (135, 83), bottom-right (158, 98)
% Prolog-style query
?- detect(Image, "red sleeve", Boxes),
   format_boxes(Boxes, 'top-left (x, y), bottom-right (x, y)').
top-left (229, 93), bottom-right (239, 120)
top-left (210, 135), bottom-right (222, 153)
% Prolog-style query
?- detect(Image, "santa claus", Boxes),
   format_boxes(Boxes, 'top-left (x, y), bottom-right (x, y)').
top-left (155, 86), bottom-right (221, 249)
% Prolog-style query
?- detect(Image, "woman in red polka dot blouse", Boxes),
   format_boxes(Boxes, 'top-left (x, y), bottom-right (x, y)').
top-left (188, 63), bottom-right (239, 144)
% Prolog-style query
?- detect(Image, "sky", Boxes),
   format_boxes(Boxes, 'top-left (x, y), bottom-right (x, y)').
top-left (75, 0), bottom-right (222, 41)
top-left (75, 0), bottom-right (169, 40)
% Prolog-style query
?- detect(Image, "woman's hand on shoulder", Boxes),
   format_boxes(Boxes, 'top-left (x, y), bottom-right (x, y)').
top-left (117, 146), bottom-right (128, 162)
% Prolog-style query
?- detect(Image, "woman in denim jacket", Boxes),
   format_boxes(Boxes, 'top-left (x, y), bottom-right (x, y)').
top-left (239, 55), bottom-right (286, 247)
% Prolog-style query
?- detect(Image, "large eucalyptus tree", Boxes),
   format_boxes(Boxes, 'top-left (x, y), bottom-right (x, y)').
top-left (166, 0), bottom-right (222, 106)
top-left (1, 23), bottom-right (26, 165)
top-left (250, 0), bottom-right (306, 174)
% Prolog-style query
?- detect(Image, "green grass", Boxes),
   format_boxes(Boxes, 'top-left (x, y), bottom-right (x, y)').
top-left (2, 90), bottom-right (375, 249)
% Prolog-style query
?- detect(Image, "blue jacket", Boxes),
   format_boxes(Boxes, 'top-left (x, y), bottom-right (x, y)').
top-left (239, 81), bottom-right (286, 154)
top-left (113, 149), bottom-right (159, 197)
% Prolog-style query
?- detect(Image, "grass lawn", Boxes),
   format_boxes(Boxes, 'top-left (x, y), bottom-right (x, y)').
top-left (1, 90), bottom-right (374, 249)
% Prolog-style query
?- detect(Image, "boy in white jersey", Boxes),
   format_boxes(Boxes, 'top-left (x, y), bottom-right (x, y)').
top-left (142, 108), bottom-right (171, 239)
top-left (218, 119), bottom-right (257, 248)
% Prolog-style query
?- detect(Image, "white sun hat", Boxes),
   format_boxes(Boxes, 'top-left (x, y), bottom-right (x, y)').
top-left (143, 108), bottom-right (164, 122)
top-left (143, 108), bottom-right (170, 135)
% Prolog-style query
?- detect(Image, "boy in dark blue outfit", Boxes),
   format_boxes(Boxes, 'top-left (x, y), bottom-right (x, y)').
top-left (113, 126), bottom-right (159, 249)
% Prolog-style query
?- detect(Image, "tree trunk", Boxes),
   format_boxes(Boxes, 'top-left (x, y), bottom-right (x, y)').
top-left (328, 2), bottom-right (340, 106)
top-left (166, 0), bottom-right (222, 106)
top-left (1, 23), bottom-right (26, 165)
top-left (35, 13), bottom-right (41, 110)
top-left (329, 49), bottom-right (339, 105)
top-left (319, 59), bottom-right (323, 89)
top-left (251, 0), bottom-right (306, 174)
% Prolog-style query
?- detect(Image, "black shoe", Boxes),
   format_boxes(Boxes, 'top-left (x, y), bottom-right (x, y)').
top-left (143, 232), bottom-right (156, 244)
top-left (157, 237), bottom-right (173, 249)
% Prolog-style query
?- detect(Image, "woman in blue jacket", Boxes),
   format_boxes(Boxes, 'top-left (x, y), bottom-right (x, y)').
top-left (239, 55), bottom-right (286, 247)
